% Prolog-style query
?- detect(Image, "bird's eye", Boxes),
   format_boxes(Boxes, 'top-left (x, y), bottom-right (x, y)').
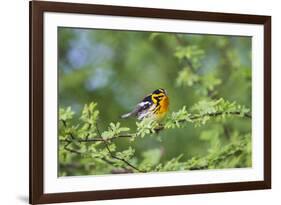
top-left (152, 94), bottom-right (164, 102)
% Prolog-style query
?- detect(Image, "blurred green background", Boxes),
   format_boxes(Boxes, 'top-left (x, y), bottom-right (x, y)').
top-left (58, 27), bottom-right (252, 175)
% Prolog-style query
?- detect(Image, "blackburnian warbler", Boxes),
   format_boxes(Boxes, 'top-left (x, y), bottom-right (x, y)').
top-left (121, 88), bottom-right (169, 121)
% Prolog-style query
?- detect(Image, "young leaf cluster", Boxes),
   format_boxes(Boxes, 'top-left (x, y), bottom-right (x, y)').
top-left (173, 37), bottom-right (222, 97)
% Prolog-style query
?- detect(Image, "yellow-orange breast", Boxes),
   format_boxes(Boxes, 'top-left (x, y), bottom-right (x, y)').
top-left (156, 96), bottom-right (169, 120)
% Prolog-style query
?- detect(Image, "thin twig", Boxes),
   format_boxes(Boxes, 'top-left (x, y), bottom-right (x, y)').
top-left (154, 111), bottom-right (251, 133)
top-left (63, 140), bottom-right (82, 155)
top-left (60, 119), bottom-right (141, 172)
top-left (78, 134), bottom-right (133, 143)
top-left (61, 137), bottom-right (131, 172)
top-left (188, 111), bottom-right (252, 120)
top-left (95, 123), bottom-right (145, 173)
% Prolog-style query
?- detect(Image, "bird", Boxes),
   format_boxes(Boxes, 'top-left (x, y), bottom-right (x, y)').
top-left (121, 88), bottom-right (169, 121)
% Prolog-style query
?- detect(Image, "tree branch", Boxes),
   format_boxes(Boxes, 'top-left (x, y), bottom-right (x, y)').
top-left (62, 139), bottom-right (82, 155)
top-left (60, 109), bottom-right (250, 173)
top-left (61, 110), bottom-right (251, 144)
top-left (78, 134), bottom-right (133, 142)
top-left (60, 119), bottom-right (143, 172)
top-left (188, 111), bottom-right (252, 120)
top-left (95, 123), bottom-right (145, 173)
top-left (154, 111), bottom-right (251, 132)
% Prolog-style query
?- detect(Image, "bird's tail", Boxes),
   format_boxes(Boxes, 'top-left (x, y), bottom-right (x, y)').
top-left (120, 112), bottom-right (132, 119)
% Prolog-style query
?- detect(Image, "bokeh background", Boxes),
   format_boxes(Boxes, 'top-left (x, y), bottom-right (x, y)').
top-left (58, 27), bottom-right (252, 176)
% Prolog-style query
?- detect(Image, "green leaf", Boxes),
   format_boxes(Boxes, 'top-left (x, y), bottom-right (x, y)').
top-left (200, 73), bottom-right (222, 91)
top-left (176, 67), bottom-right (199, 87)
top-left (102, 122), bottom-right (130, 140)
top-left (80, 102), bottom-right (99, 125)
top-left (165, 106), bottom-right (190, 129)
top-left (174, 45), bottom-right (205, 69)
top-left (136, 118), bottom-right (158, 138)
top-left (59, 106), bottom-right (74, 121)
top-left (116, 147), bottom-right (135, 161)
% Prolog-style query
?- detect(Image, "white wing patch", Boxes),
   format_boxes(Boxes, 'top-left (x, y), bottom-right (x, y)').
top-left (138, 101), bottom-right (150, 107)
top-left (137, 103), bottom-right (156, 120)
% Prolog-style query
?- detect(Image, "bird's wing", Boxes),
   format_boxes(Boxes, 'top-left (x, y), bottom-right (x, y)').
top-left (135, 100), bottom-right (152, 113)
top-left (134, 96), bottom-right (154, 120)
top-left (121, 95), bottom-right (152, 119)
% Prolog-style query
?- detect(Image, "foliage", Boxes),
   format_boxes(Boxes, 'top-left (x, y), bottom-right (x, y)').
top-left (59, 99), bottom-right (251, 175)
top-left (58, 28), bottom-right (252, 176)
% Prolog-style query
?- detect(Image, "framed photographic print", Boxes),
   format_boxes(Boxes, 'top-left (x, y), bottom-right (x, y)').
top-left (29, 0), bottom-right (271, 204)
